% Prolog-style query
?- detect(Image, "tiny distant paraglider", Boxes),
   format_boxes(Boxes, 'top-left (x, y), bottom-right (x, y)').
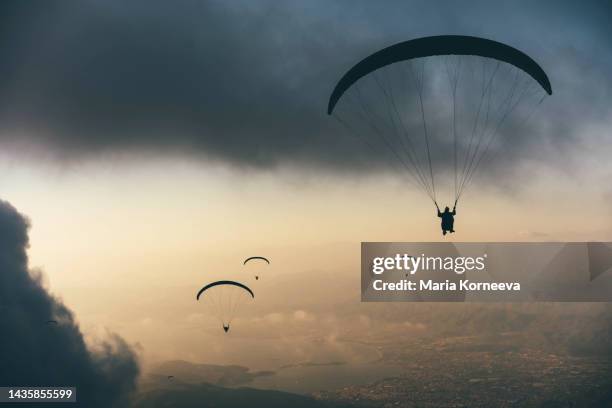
top-left (243, 256), bottom-right (270, 280)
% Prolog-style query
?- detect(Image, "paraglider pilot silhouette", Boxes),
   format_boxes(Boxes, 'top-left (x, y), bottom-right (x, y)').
top-left (436, 202), bottom-right (456, 235)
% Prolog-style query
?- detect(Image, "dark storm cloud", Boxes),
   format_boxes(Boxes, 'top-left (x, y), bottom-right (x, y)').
top-left (0, 200), bottom-right (139, 407)
top-left (0, 0), bottom-right (610, 177)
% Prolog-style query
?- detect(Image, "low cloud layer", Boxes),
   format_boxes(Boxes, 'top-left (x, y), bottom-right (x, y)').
top-left (0, 199), bottom-right (139, 407)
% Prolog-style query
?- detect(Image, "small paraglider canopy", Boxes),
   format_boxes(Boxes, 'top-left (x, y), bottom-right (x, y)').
top-left (243, 256), bottom-right (270, 280)
top-left (46, 320), bottom-right (58, 325)
top-left (196, 280), bottom-right (254, 300)
top-left (196, 280), bottom-right (254, 333)
top-left (243, 256), bottom-right (270, 265)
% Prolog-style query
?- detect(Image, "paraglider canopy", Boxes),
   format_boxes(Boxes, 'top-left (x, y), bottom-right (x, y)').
top-left (243, 256), bottom-right (270, 265)
top-left (327, 35), bottom-right (552, 209)
top-left (328, 35), bottom-right (552, 115)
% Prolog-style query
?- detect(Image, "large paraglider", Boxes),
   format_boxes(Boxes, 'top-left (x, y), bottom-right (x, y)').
top-left (196, 280), bottom-right (254, 333)
top-left (327, 35), bottom-right (552, 234)
top-left (243, 256), bottom-right (270, 280)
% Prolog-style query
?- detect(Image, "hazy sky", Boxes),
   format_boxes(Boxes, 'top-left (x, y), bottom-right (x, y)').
top-left (0, 0), bottom-right (611, 371)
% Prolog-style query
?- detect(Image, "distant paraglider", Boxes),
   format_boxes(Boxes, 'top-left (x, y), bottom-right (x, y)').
top-left (243, 256), bottom-right (270, 280)
top-left (196, 280), bottom-right (254, 333)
